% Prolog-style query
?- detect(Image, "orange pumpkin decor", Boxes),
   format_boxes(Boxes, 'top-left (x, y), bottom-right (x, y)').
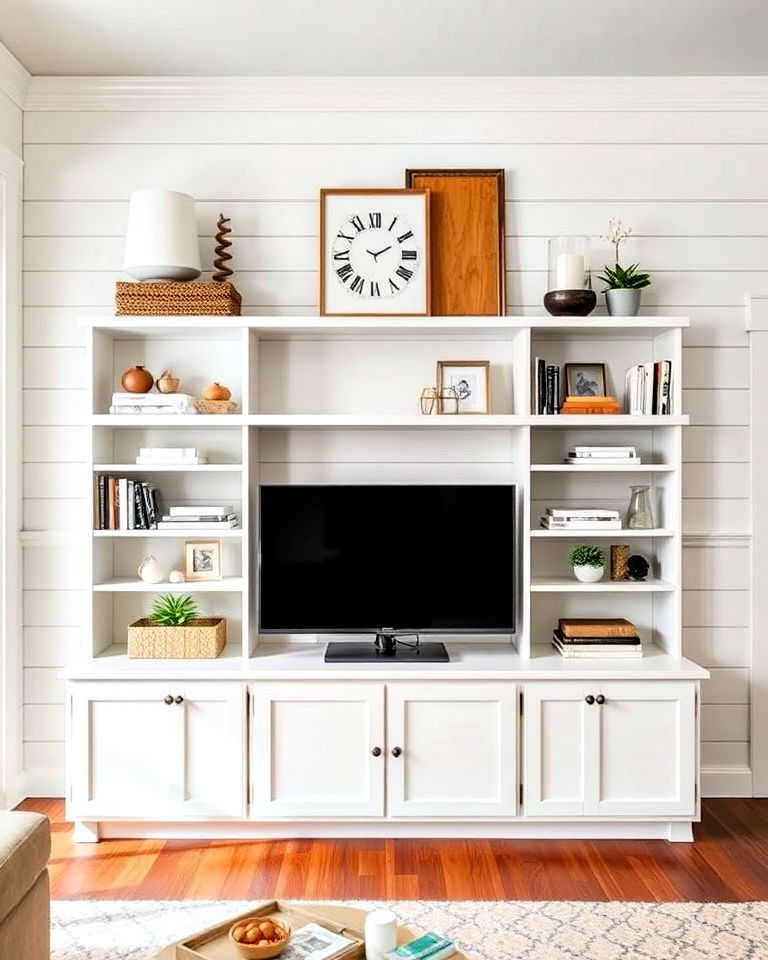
top-left (202, 382), bottom-right (231, 401)
top-left (121, 364), bottom-right (154, 393)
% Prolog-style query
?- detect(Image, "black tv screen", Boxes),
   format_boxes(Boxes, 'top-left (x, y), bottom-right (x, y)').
top-left (259, 485), bottom-right (515, 633)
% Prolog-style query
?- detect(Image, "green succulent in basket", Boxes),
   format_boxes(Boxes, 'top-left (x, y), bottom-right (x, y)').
top-left (150, 593), bottom-right (198, 626)
top-left (598, 262), bottom-right (652, 290)
top-left (568, 545), bottom-right (606, 568)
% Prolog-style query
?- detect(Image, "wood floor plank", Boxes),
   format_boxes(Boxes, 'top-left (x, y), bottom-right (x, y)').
top-left (16, 798), bottom-right (768, 902)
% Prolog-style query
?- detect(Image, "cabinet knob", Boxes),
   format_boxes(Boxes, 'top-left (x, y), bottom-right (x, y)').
top-left (585, 695), bottom-right (595, 705)
top-left (163, 695), bottom-right (174, 705)
top-left (371, 747), bottom-right (382, 757)
top-left (596, 694), bottom-right (606, 705)
top-left (174, 696), bottom-right (184, 705)
top-left (391, 746), bottom-right (403, 758)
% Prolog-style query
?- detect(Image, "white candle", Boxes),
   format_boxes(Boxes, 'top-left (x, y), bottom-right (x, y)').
top-left (555, 253), bottom-right (585, 290)
top-left (365, 909), bottom-right (397, 960)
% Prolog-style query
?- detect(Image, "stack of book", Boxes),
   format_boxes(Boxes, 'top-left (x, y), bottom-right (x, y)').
top-left (135, 447), bottom-right (208, 465)
top-left (532, 358), bottom-right (561, 415)
top-left (560, 395), bottom-right (622, 415)
top-left (540, 507), bottom-right (621, 530)
top-left (110, 392), bottom-right (197, 415)
top-left (553, 618), bottom-right (643, 658)
top-left (157, 504), bottom-right (239, 531)
top-left (565, 445), bottom-right (641, 465)
top-left (625, 360), bottom-right (673, 415)
top-left (95, 476), bottom-right (160, 530)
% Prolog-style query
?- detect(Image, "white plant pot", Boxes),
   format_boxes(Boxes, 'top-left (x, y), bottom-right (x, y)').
top-left (573, 564), bottom-right (605, 583)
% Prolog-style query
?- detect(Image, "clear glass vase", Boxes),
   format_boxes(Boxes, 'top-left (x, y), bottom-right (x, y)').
top-left (627, 485), bottom-right (655, 529)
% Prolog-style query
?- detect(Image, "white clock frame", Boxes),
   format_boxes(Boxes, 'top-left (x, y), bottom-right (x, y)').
top-left (320, 188), bottom-right (431, 317)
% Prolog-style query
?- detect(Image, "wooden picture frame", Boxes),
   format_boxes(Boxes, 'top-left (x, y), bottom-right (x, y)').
top-left (436, 360), bottom-right (491, 414)
top-left (564, 362), bottom-right (608, 398)
top-left (319, 188), bottom-right (431, 317)
top-left (405, 169), bottom-right (505, 316)
top-left (185, 539), bottom-right (223, 581)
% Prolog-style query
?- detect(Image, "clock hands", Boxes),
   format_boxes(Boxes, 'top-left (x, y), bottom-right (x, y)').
top-left (365, 245), bottom-right (393, 262)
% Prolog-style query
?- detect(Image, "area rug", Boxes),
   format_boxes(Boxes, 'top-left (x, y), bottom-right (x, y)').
top-left (51, 899), bottom-right (768, 960)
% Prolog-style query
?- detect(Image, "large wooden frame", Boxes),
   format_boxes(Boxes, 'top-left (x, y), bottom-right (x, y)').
top-left (405, 168), bottom-right (506, 316)
top-left (319, 188), bottom-right (431, 317)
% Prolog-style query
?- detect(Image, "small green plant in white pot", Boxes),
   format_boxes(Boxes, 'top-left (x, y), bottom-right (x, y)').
top-left (598, 217), bottom-right (652, 317)
top-left (569, 544), bottom-right (606, 583)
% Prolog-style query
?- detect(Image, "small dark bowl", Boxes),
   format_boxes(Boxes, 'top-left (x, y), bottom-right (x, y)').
top-left (543, 289), bottom-right (597, 317)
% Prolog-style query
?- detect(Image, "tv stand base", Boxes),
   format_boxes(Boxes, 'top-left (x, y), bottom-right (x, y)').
top-left (324, 640), bottom-right (450, 662)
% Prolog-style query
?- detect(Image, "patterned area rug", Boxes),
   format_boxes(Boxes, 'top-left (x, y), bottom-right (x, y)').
top-left (51, 899), bottom-right (768, 960)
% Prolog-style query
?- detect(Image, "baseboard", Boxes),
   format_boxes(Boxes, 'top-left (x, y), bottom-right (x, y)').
top-left (19, 767), bottom-right (65, 798)
top-left (701, 764), bottom-right (753, 797)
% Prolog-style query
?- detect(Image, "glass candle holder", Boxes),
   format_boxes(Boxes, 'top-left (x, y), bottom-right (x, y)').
top-left (543, 235), bottom-right (596, 317)
top-left (420, 387), bottom-right (438, 415)
top-left (627, 485), bottom-right (655, 529)
top-left (437, 386), bottom-right (460, 414)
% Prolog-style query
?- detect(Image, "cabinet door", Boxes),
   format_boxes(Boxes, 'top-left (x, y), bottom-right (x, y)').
top-left (169, 682), bottom-right (247, 818)
top-left (70, 682), bottom-right (175, 817)
top-left (523, 683), bottom-right (593, 817)
top-left (249, 682), bottom-right (385, 817)
top-left (595, 681), bottom-right (696, 817)
top-left (387, 683), bottom-right (518, 817)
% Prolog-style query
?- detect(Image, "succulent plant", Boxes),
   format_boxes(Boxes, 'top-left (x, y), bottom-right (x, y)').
top-left (568, 545), bottom-right (606, 568)
top-left (150, 593), bottom-right (198, 626)
top-left (598, 262), bottom-right (652, 290)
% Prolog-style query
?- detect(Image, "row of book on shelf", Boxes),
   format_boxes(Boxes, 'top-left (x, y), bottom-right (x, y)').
top-left (94, 479), bottom-right (239, 531)
top-left (564, 444), bottom-right (640, 465)
top-left (533, 359), bottom-right (673, 415)
top-left (553, 618), bottom-right (642, 659)
top-left (540, 507), bottom-right (622, 531)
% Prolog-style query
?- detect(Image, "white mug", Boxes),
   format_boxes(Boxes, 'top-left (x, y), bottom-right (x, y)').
top-left (365, 908), bottom-right (397, 960)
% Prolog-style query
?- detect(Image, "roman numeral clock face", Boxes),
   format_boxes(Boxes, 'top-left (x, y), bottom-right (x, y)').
top-left (332, 212), bottom-right (419, 299)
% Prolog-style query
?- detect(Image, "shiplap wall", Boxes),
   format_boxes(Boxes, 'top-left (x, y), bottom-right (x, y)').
top-left (20, 85), bottom-right (757, 795)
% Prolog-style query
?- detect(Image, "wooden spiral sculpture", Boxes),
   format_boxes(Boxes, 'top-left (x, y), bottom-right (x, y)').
top-left (213, 213), bottom-right (233, 281)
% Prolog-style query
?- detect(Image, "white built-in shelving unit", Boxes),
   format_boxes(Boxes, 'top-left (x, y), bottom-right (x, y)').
top-left (81, 314), bottom-right (689, 669)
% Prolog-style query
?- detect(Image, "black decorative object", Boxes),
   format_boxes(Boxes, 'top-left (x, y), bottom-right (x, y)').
top-left (627, 554), bottom-right (650, 581)
top-left (543, 289), bottom-right (597, 317)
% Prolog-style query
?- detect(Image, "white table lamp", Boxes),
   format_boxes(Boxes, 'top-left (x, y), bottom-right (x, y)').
top-left (123, 188), bottom-right (201, 281)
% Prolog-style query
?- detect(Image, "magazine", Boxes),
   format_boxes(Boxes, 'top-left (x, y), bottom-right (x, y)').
top-left (282, 922), bottom-right (357, 960)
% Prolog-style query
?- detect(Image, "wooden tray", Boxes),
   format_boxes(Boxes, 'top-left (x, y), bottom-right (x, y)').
top-left (175, 901), bottom-right (365, 960)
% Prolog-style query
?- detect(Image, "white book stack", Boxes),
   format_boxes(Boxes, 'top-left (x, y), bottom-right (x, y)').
top-left (156, 504), bottom-right (239, 530)
top-left (565, 445), bottom-right (641, 465)
top-left (540, 507), bottom-right (622, 530)
top-left (110, 392), bottom-right (197, 415)
top-left (135, 447), bottom-right (208, 465)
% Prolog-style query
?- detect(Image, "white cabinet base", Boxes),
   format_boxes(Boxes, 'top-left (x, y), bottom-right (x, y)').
top-left (88, 818), bottom-right (695, 842)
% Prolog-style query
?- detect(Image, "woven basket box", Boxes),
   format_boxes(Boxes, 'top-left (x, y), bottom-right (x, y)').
top-left (116, 281), bottom-right (242, 316)
top-left (127, 617), bottom-right (226, 659)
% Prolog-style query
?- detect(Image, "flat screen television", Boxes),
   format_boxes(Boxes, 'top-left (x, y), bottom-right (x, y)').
top-left (259, 485), bottom-right (516, 659)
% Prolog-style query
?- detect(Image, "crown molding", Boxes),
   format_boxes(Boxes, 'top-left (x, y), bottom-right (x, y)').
top-left (23, 75), bottom-right (768, 113)
top-left (0, 42), bottom-right (30, 110)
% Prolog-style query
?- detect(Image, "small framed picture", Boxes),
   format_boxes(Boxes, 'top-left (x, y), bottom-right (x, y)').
top-left (564, 362), bottom-right (607, 398)
top-left (436, 360), bottom-right (490, 414)
top-left (185, 539), bottom-right (222, 581)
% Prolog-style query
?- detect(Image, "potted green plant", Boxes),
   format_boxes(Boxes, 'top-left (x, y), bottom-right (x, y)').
top-left (127, 593), bottom-right (226, 659)
top-left (568, 544), bottom-right (606, 583)
top-left (598, 217), bottom-right (651, 317)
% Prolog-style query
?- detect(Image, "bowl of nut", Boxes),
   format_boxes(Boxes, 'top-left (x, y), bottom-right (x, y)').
top-left (229, 917), bottom-right (291, 958)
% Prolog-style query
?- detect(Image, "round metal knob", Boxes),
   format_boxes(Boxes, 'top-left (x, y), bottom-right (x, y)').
top-left (174, 695), bottom-right (184, 704)
top-left (164, 695), bottom-right (174, 705)
top-left (585, 695), bottom-right (595, 705)
top-left (391, 746), bottom-right (403, 758)
top-left (596, 694), bottom-right (606, 705)
top-left (371, 747), bottom-right (382, 757)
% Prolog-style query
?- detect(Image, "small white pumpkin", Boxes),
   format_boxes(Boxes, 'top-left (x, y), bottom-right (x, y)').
top-left (169, 569), bottom-right (186, 583)
top-left (137, 555), bottom-right (164, 584)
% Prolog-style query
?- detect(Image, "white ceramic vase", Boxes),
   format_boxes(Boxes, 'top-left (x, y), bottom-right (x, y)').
top-left (137, 555), bottom-right (164, 584)
top-left (573, 564), bottom-right (605, 583)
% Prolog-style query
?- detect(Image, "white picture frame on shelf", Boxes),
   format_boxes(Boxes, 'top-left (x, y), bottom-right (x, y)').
top-left (185, 539), bottom-right (222, 581)
top-left (436, 360), bottom-right (490, 414)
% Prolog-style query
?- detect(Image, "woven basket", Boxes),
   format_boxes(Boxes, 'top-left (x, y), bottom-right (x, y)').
top-left (116, 281), bottom-right (242, 316)
top-left (195, 399), bottom-right (239, 415)
top-left (127, 617), bottom-right (226, 659)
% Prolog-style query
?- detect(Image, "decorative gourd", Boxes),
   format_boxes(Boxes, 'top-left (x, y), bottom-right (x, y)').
top-left (121, 364), bottom-right (154, 393)
top-left (169, 570), bottom-right (186, 583)
top-left (137, 556), bottom-right (164, 584)
top-left (156, 370), bottom-right (180, 394)
top-left (202, 382), bottom-right (231, 401)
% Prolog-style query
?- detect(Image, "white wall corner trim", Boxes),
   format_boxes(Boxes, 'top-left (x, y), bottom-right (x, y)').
top-left (746, 294), bottom-right (768, 333)
top-left (0, 42), bottom-right (30, 111)
top-left (23, 75), bottom-right (768, 113)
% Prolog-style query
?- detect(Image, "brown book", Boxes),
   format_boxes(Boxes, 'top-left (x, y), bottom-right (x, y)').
top-left (558, 617), bottom-right (636, 638)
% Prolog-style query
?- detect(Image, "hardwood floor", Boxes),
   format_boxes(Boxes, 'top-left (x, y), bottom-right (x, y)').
top-left (18, 798), bottom-right (768, 902)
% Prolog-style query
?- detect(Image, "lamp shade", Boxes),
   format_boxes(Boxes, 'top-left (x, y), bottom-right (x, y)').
top-left (123, 188), bottom-right (201, 281)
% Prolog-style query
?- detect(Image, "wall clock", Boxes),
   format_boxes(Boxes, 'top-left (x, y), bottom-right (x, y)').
top-left (320, 188), bottom-right (431, 317)
top-left (405, 169), bottom-right (505, 316)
